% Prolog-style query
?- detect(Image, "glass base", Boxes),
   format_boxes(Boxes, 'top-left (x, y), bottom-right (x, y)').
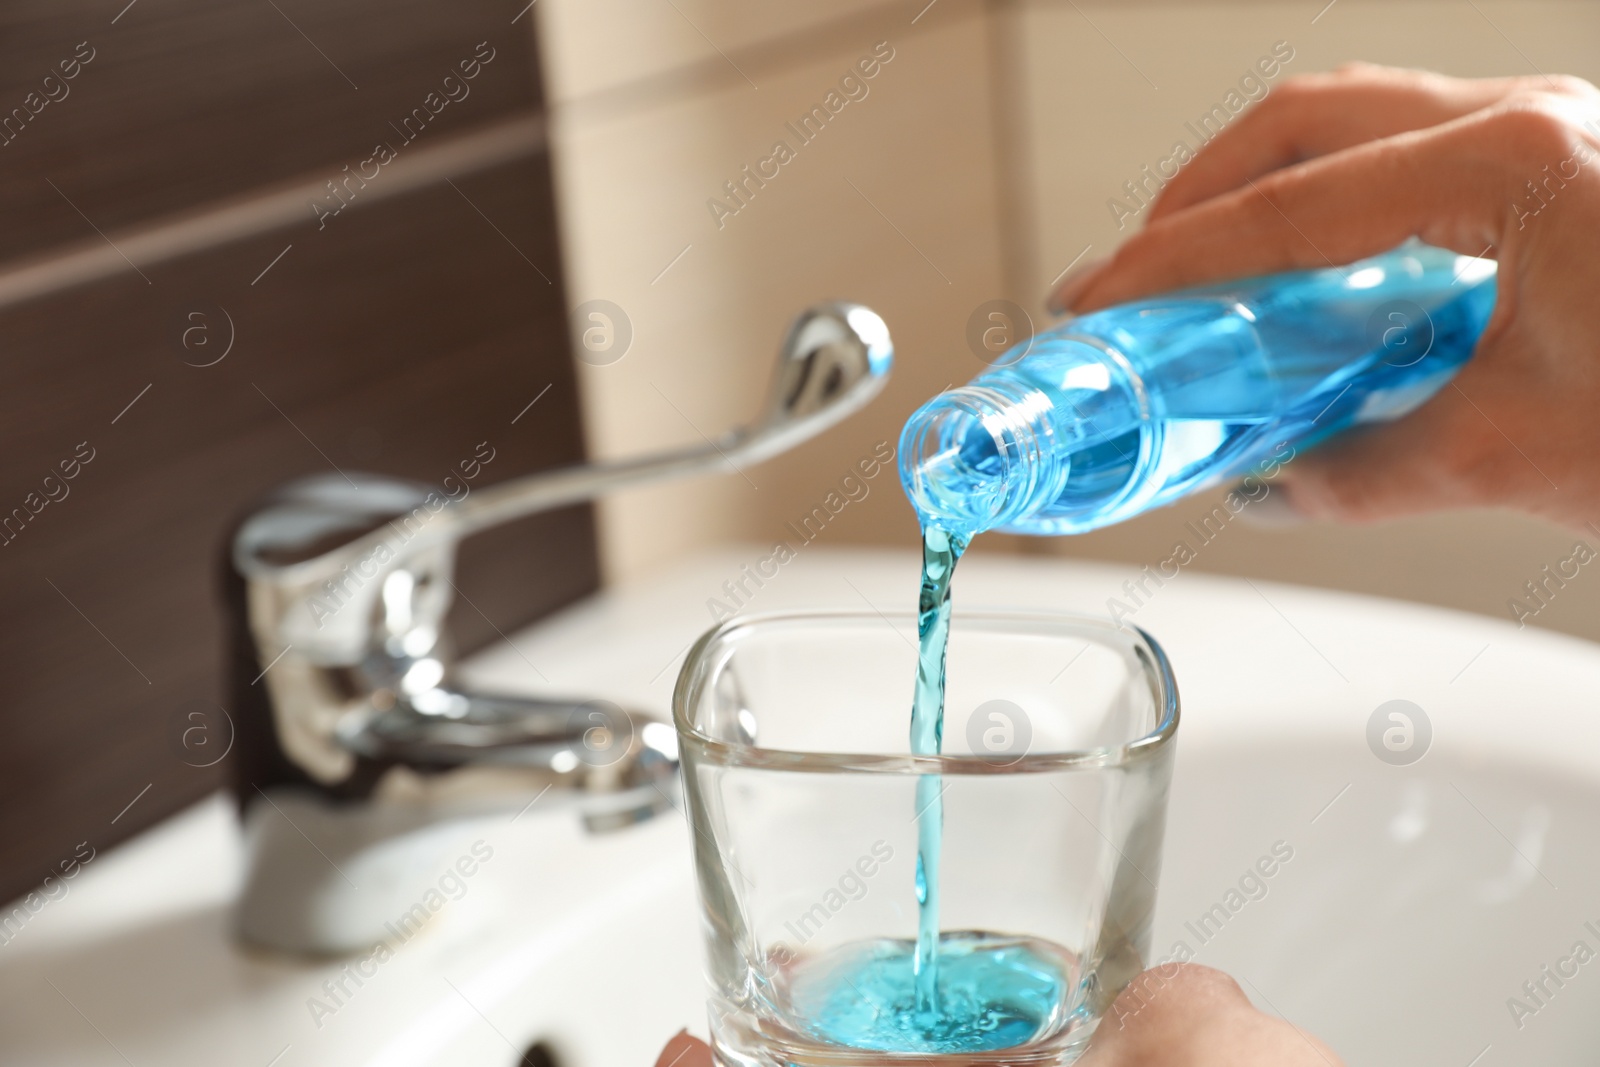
top-left (709, 932), bottom-right (1097, 1067)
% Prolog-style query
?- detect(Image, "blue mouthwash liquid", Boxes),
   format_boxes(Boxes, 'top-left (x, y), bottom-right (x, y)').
top-left (783, 527), bottom-right (1071, 1054)
top-left (910, 524), bottom-right (967, 1011)
top-left (785, 932), bottom-right (1071, 1054)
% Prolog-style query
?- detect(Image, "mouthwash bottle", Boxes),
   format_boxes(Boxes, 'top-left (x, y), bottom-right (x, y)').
top-left (900, 243), bottom-right (1497, 539)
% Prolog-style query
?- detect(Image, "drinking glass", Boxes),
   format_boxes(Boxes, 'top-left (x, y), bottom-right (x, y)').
top-left (672, 609), bottom-right (1179, 1066)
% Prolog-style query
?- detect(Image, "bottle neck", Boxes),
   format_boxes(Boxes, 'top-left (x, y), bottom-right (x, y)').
top-left (897, 378), bottom-right (1069, 539)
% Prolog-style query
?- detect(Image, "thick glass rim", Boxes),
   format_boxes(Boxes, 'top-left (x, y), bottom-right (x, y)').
top-left (671, 608), bottom-right (1179, 775)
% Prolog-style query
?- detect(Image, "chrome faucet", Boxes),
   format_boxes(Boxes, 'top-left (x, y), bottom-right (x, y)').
top-left (226, 303), bottom-right (892, 954)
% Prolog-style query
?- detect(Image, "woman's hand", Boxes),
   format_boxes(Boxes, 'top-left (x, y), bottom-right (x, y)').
top-left (650, 964), bottom-right (1341, 1067)
top-left (1050, 64), bottom-right (1600, 531)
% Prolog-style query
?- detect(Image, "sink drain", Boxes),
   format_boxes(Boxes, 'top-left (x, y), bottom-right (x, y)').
top-left (518, 1042), bottom-right (560, 1067)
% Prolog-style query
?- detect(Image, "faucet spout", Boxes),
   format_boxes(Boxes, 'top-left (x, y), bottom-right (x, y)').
top-left (225, 303), bottom-right (893, 954)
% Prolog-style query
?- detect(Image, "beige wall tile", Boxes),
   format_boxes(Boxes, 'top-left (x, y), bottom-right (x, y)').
top-left (537, 0), bottom-right (911, 103)
top-left (545, 10), bottom-right (1008, 588)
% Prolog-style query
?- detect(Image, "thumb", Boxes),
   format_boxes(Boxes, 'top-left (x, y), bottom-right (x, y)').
top-left (1082, 965), bottom-right (1343, 1067)
top-left (1276, 332), bottom-right (1560, 523)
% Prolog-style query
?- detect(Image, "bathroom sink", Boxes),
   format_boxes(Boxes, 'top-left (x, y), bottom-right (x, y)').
top-left (4, 546), bottom-right (1598, 1065)
top-left (0, 786), bottom-right (705, 1067)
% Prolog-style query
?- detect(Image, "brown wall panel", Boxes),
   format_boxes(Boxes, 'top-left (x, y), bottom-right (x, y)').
top-left (0, 150), bottom-right (595, 903)
top-left (0, 0), bottom-right (544, 258)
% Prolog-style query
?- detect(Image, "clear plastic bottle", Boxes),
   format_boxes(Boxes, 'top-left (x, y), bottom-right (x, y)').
top-left (900, 242), bottom-right (1497, 539)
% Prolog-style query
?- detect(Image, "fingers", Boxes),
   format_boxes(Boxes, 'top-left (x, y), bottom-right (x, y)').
top-left (1083, 964), bottom-right (1344, 1067)
top-left (1148, 66), bottom-right (1577, 222)
top-left (654, 1030), bottom-right (713, 1067)
top-left (1061, 103), bottom-right (1560, 314)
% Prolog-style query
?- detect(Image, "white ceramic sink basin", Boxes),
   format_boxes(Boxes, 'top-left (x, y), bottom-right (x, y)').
top-left (4, 546), bottom-right (1599, 1065)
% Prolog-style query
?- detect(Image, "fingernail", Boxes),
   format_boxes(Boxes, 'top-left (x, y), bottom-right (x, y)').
top-left (1235, 483), bottom-right (1307, 528)
top-left (1047, 255), bottom-right (1110, 314)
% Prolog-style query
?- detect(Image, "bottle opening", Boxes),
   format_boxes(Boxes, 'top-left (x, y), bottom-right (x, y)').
top-left (898, 385), bottom-right (1063, 539)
